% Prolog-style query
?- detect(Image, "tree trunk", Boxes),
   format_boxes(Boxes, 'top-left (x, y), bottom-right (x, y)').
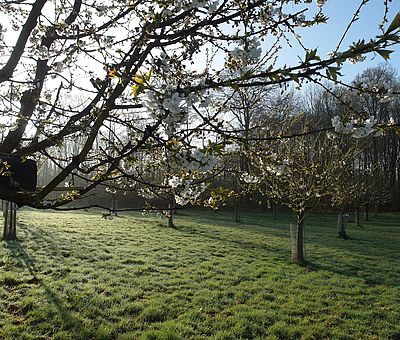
top-left (234, 196), bottom-right (242, 222)
top-left (291, 211), bottom-right (305, 264)
top-left (355, 205), bottom-right (360, 227)
top-left (364, 203), bottom-right (370, 221)
top-left (2, 201), bottom-right (17, 241)
top-left (167, 202), bottom-right (175, 228)
top-left (272, 204), bottom-right (277, 220)
top-left (337, 208), bottom-right (348, 239)
top-left (111, 195), bottom-right (118, 216)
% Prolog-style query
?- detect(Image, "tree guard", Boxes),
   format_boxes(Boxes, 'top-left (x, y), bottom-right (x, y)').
top-left (290, 222), bottom-right (305, 263)
top-left (3, 201), bottom-right (17, 240)
top-left (337, 210), bottom-right (349, 239)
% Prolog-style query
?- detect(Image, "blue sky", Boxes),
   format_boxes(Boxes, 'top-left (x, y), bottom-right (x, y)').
top-left (283, 0), bottom-right (400, 81)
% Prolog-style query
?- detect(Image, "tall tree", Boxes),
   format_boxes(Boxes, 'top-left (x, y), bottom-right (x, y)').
top-left (351, 65), bottom-right (400, 210)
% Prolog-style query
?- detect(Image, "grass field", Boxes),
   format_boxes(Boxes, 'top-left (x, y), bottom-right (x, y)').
top-left (1, 208), bottom-right (399, 339)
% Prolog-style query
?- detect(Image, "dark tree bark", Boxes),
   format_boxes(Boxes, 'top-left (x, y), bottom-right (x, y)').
top-left (111, 195), bottom-right (118, 216)
top-left (364, 203), bottom-right (370, 221)
top-left (355, 205), bottom-right (361, 227)
top-left (0, 0), bottom-right (48, 83)
top-left (167, 202), bottom-right (175, 228)
top-left (234, 196), bottom-right (242, 222)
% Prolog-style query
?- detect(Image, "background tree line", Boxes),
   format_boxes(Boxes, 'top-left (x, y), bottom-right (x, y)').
top-left (35, 64), bottom-right (400, 215)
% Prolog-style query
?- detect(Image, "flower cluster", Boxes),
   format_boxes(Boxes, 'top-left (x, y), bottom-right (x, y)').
top-left (175, 182), bottom-right (206, 206)
top-left (142, 71), bottom-right (211, 136)
top-left (0, 23), bottom-right (6, 43)
top-left (175, 148), bottom-right (218, 172)
top-left (166, 148), bottom-right (218, 205)
top-left (265, 164), bottom-right (288, 176)
top-left (165, 174), bottom-right (207, 206)
top-left (227, 37), bottom-right (262, 68)
top-left (138, 187), bottom-right (155, 200)
top-left (163, 92), bottom-right (185, 115)
top-left (158, 0), bottom-right (219, 15)
top-left (240, 173), bottom-right (260, 184)
top-left (331, 115), bottom-right (379, 138)
top-left (141, 0), bottom-right (219, 22)
top-left (347, 54), bottom-right (366, 64)
top-left (358, 81), bottom-right (395, 103)
top-left (327, 50), bottom-right (365, 64)
top-left (37, 46), bottom-right (49, 60)
top-left (105, 186), bottom-right (117, 195)
top-left (143, 89), bottom-right (188, 136)
top-left (168, 175), bottom-right (182, 189)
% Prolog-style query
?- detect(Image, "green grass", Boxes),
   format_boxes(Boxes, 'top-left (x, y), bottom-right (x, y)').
top-left (1, 208), bottom-right (399, 339)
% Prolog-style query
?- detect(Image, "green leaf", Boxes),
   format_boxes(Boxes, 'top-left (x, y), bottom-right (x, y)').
top-left (131, 84), bottom-right (144, 96)
top-left (349, 39), bottom-right (365, 51)
top-left (314, 12), bottom-right (329, 24)
top-left (145, 69), bottom-right (152, 81)
top-left (376, 49), bottom-right (393, 60)
top-left (326, 66), bottom-right (341, 81)
top-left (305, 49), bottom-right (320, 63)
top-left (132, 74), bottom-right (145, 85)
top-left (385, 12), bottom-right (400, 35)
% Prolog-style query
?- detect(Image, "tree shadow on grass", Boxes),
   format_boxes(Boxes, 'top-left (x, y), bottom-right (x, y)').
top-left (173, 216), bottom-right (400, 288)
top-left (17, 221), bottom-right (61, 252)
top-left (182, 211), bottom-right (319, 246)
top-left (301, 257), bottom-right (400, 288)
top-left (172, 224), bottom-right (289, 261)
top-left (3, 228), bottom-right (94, 336)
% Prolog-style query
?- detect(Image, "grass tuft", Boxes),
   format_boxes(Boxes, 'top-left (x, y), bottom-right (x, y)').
top-left (1, 275), bottom-right (20, 287)
top-left (141, 329), bottom-right (180, 340)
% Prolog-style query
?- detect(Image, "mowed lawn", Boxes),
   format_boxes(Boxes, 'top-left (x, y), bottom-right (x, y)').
top-left (1, 209), bottom-right (399, 339)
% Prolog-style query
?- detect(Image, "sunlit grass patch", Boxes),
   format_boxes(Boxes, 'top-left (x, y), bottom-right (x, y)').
top-left (1, 209), bottom-right (399, 339)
